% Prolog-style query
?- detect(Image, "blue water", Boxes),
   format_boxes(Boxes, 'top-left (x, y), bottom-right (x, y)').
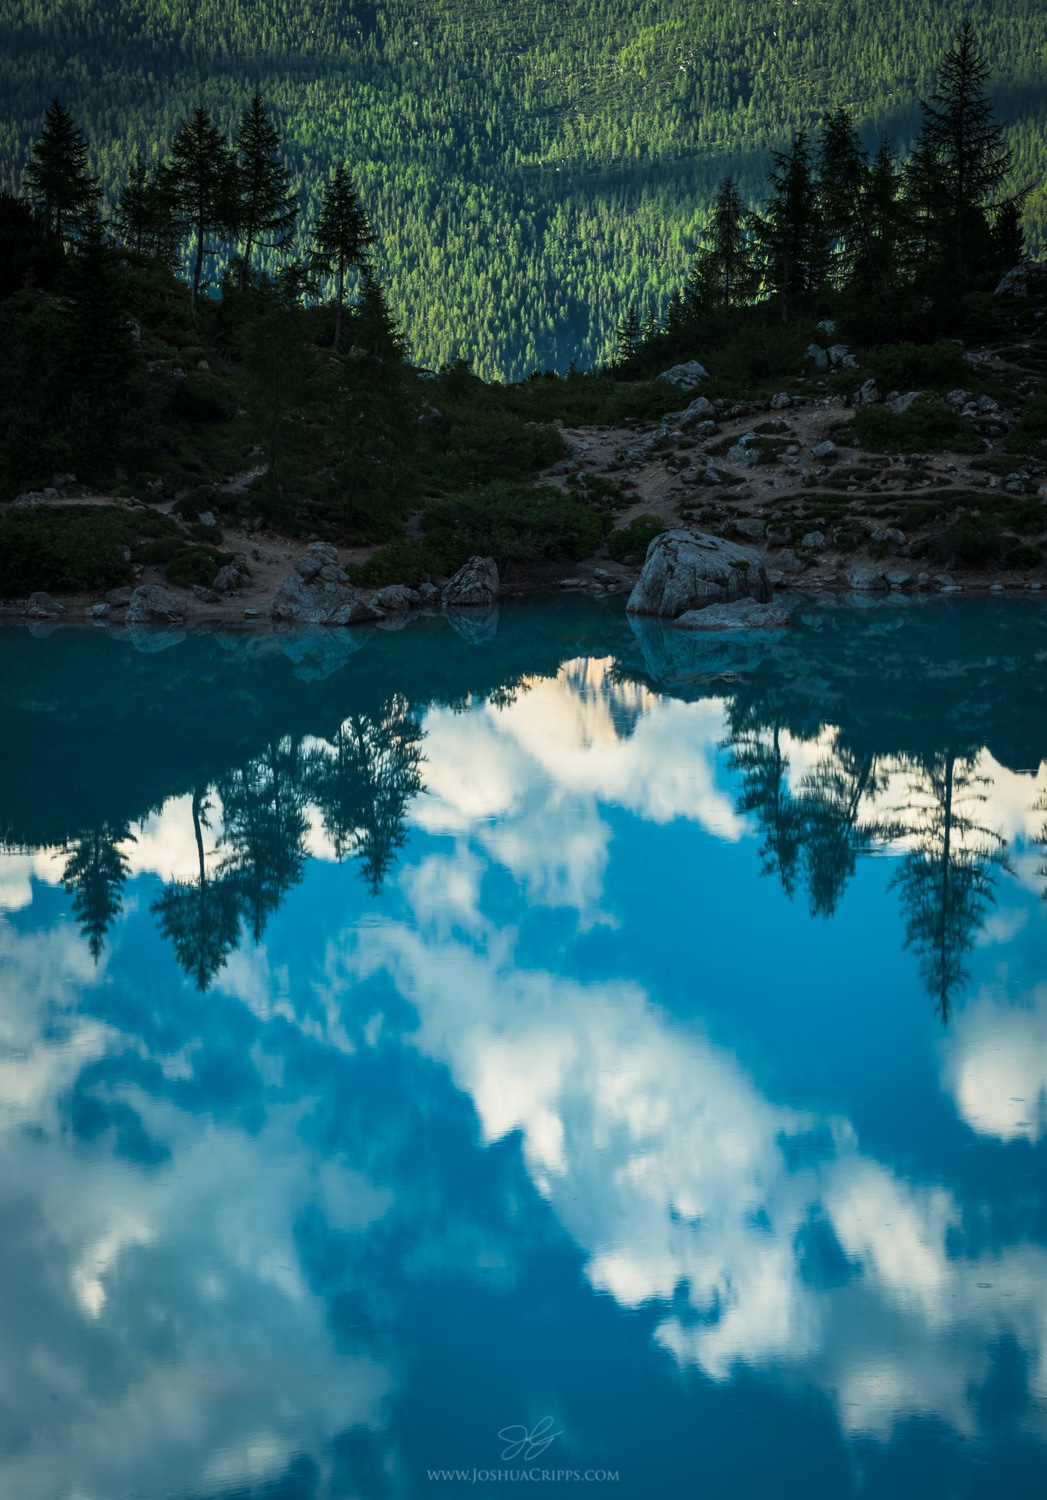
top-left (1, 596), bottom-right (1047, 1499)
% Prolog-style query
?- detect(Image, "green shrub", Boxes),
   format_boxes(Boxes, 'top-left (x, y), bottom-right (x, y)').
top-left (866, 341), bottom-right (971, 393)
top-left (1003, 395), bottom-right (1047, 457)
top-left (347, 539), bottom-right (447, 587)
top-left (169, 372), bottom-right (237, 424)
top-left (851, 401), bottom-right (982, 454)
top-left (133, 537), bottom-right (184, 566)
top-left (422, 483), bottom-right (611, 568)
top-left (164, 547), bottom-right (229, 588)
top-left (0, 505), bottom-right (135, 594)
top-left (607, 514), bottom-right (666, 562)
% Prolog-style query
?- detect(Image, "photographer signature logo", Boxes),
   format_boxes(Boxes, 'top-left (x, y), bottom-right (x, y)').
top-left (497, 1417), bottom-right (562, 1461)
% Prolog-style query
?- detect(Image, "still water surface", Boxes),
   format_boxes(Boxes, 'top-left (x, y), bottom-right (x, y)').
top-left (2, 597), bottom-right (1047, 1498)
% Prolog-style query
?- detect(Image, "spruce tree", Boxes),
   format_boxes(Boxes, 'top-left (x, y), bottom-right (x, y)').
top-left (686, 176), bottom-right (757, 312)
top-left (613, 304), bottom-right (640, 368)
top-left (817, 109), bottom-right (891, 309)
top-left (233, 93), bottom-right (298, 289)
top-left (169, 107), bottom-right (237, 326)
top-left (22, 99), bottom-right (101, 241)
top-left (114, 152), bottom-right (181, 264)
top-left (912, 20), bottom-right (1013, 302)
top-left (310, 164), bottom-right (374, 352)
top-left (752, 131), bottom-right (826, 325)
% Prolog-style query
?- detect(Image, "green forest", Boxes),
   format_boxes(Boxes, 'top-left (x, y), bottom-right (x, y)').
top-left (2, 0), bottom-right (1046, 376)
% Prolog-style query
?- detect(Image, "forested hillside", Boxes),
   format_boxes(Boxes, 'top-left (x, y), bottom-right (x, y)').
top-left (2, 0), bottom-right (1046, 375)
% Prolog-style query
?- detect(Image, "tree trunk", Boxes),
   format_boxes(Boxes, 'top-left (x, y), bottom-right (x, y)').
top-left (190, 216), bottom-right (205, 328)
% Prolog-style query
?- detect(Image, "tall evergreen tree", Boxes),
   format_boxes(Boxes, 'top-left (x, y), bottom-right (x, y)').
top-left (752, 131), bottom-right (826, 324)
top-left (169, 107), bottom-right (237, 326)
top-left (114, 151), bottom-right (180, 264)
top-left (912, 20), bottom-right (1013, 302)
top-left (686, 176), bottom-right (757, 311)
top-left (233, 93), bottom-right (298, 290)
top-left (613, 304), bottom-right (640, 368)
top-left (817, 109), bottom-right (891, 309)
top-left (22, 99), bottom-right (101, 241)
top-left (310, 164), bottom-right (374, 352)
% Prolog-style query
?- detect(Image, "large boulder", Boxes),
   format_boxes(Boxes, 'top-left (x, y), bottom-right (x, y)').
top-left (294, 540), bottom-right (340, 581)
top-left (442, 556), bottom-right (499, 607)
top-left (372, 584), bottom-right (418, 612)
top-left (659, 360), bottom-right (710, 390)
top-left (673, 599), bottom-right (792, 631)
top-left (626, 529), bottom-right (772, 618)
top-left (271, 571), bottom-right (382, 625)
top-left (126, 585), bottom-right (187, 624)
top-left (26, 591), bottom-right (65, 620)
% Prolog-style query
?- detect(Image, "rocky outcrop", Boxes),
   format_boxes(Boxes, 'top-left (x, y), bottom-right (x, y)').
top-left (659, 360), bottom-right (709, 389)
top-left (271, 571), bottom-right (382, 625)
top-left (626, 529), bottom-right (772, 618)
top-left (442, 556), bottom-right (499, 607)
top-left (372, 584), bottom-right (418, 612)
top-left (126, 585), bottom-right (187, 623)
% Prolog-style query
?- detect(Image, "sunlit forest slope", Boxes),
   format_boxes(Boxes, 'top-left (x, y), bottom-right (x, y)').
top-left (2, 0), bottom-right (1046, 376)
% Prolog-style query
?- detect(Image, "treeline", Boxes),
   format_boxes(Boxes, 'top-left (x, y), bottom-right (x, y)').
top-left (615, 23), bottom-right (1026, 370)
top-left (1, 0), bottom-right (1044, 376)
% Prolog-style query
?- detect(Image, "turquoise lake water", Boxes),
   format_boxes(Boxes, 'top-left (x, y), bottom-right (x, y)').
top-left (1, 597), bottom-right (1046, 1498)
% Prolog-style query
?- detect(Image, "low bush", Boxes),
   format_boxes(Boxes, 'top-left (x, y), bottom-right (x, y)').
top-left (851, 401), bottom-right (982, 454)
top-left (607, 514), bottom-right (666, 562)
top-left (1003, 395), bottom-right (1047, 457)
top-left (346, 538), bottom-right (448, 587)
top-left (422, 483), bottom-right (611, 569)
top-left (866, 341), bottom-right (971, 393)
top-left (164, 546), bottom-right (229, 588)
top-left (168, 372), bottom-right (238, 424)
top-left (0, 505), bottom-right (134, 594)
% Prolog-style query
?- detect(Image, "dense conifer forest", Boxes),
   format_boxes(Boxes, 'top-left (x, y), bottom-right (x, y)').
top-left (1, 0), bottom-right (1045, 376)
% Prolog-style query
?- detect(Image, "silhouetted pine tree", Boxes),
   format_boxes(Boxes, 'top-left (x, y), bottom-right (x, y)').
top-left (310, 164), bottom-right (374, 352)
top-left (169, 107), bottom-right (237, 326)
top-left (22, 99), bottom-right (101, 241)
top-left (233, 93), bottom-right (298, 289)
top-left (686, 176), bottom-right (757, 312)
top-left (752, 131), bottom-right (826, 324)
top-left (114, 151), bottom-right (181, 264)
top-left (817, 109), bottom-right (891, 309)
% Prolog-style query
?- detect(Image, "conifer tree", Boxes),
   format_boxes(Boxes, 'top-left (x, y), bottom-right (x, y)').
top-left (613, 304), bottom-right (640, 368)
top-left (686, 176), bottom-right (757, 311)
top-left (169, 107), bottom-right (237, 326)
top-left (22, 99), bottom-right (101, 241)
top-left (817, 109), bottom-right (891, 308)
top-left (310, 164), bottom-right (375, 352)
top-left (912, 20), bottom-right (1013, 302)
top-left (114, 151), bottom-right (181, 264)
top-left (752, 131), bottom-right (826, 324)
top-left (233, 93), bottom-right (298, 289)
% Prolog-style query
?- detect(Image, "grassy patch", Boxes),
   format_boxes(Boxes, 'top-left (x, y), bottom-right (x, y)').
top-left (607, 514), bottom-right (666, 562)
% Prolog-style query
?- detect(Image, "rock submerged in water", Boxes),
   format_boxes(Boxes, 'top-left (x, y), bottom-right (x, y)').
top-left (673, 599), bottom-right (792, 631)
top-left (626, 529), bottom-right (772, 618)
top-left (442, 556), bottom-right (499, 607)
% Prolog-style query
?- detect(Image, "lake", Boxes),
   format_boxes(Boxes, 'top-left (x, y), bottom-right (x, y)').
top-left (1, 595), bottom-right (1046, 1498)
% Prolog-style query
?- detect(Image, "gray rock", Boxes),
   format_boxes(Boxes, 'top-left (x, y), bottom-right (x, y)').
top-left (659, 360), bottom-right (710, 390)
top-left (663, 395), bottom-right (716, 424)
top-left (727, 441), bottom-right (762, 468)
top-left (26, 592), bottom-right (65, 619)
top-left (805, 343), bottom-right (829, 371)
top-left (212, 564), bottom-right (243, 593)
top-left (994, 264), bottom-right (1031, 297)
top-left (732, 518), bottom-right (766, 541)
top-left (126, 585), bottom-right (187, 623)
top-left (977, 395), bottom-right (1000, 415)
top-left (933, 572), bottom-right (957, 589)
top-left (886, 391), bottom-right (922, 414)
top-left (801, 530), bottom-right (826, 550)
top-left (694, 420), bottom-right (718, 438)
top-left (769, 392), bottom-right (792, 409)
top-left (84, 601), bottom-right (110, 619)
top-left (885, 570), bottom-right (912, 588)
top-left (828, 343), bottom-right (851, 367)
top-left (416, 581), bottom-right (442, 605)
top-left (816, 319), bottom-right (838, 336)
top-left (105, 587), bottom-right (134, 607)
top-left (811, 440), bottom-right (837, 460)
top-left (372, 584), bottom-right (415, 612)
top-left (846, 567), bottom-right (887, 591)
top-left (945, 389), bottom-right (970, 407)
top-left (442, 555), bottom-right (499, 607)
top-left (192, 585), bottom-right (220, 603)
top-left (773, 548), bottom-right (804, 576)
top-left (870, 526), bottom-right (907, 552)
top-left (294, 540), bottom-right (340, 582)
top-left (0, 599), bottom-right (27, 617)
top-left (197, 510), bottom-right (217, 528)
top-left (673, 599), bottom-right (792, 631)
top-left (626, 529), bottom-right (772, 617)
top-left (859, 379), bottom-right (880, 404)
top-left (271, 572), bottom-right (381, 625)
top-left (53, 471), bottom-right (77, 488)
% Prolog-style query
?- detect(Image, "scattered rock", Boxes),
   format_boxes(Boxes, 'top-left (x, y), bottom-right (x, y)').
top-left (732, 518), bottom-right (766, 541)
top-left (192, 585), bottom-right (220, 603)
top-left (372, 584), bottom-right (415, 612)
top-left (295, 540), bottom-right (340, 582)
top-left (26, 592), bottom-right (65, 620)
top-left (816, 319), bottom-right (838, 336)
top-left (801, 530), bottom-right (826, 550)
top-left (945, 389), bottom-right (970, 407)
top-left (416, 581), bottom-right (442, 605)
top-left (212, 563), bottom-right (244, 593)
top-left (442, 555), bottom-right (499, 607)
top-left (846, 567), bottom-right (887, 591)
top-left (0, 599), bottom-right (27, 617)
top-left (558, 577), bottom-right (585, 589)
top-left (659, 360), bottom-right (710, 390)
top-left (126, 585), bottom-right (188, 623)
top-left (84, 602), bottom-right (110, 619)
top-left (105, 587), bottom-right (133, 607)
top-left (805, 343), bottom-right (829, 371)
top-left (664, 395), bottom-right (716, 424)
top-left (626, 529), bottom-right (772, 617)
top-left (870, 526), bottom-right (907, 553)
top-left (858, 379), bottom-right (880, 404)
top-left (886, 391), bottom-right (922, 414)
top-left (769, 392), bottom-right (792, 409)
top-left (271, 572), bottom-right (382, 625)
top-left (811, 440), bottom-right (837, 460)
top-left (773, 549), bottom-right (804, 577)
top-left (885, 570), bottom-right (912, 589)
top-left (52, 472), bottom-right (76, 488)
top-left (994, 264), bottom-right (1031, 297)
top-left (933, 572), bottom-right (957, 589)
top-left (673, 599), bottom-right (792, 631)
top-left (197, 510), bottom-right (217, 527)
top-left (727, 439), bottom-right (762, 468)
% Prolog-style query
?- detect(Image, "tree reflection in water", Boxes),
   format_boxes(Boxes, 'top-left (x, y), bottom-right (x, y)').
top-left (149, 698), bottom-right (424, 991)
top-left (61, 821), bottom-right (135, 962)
